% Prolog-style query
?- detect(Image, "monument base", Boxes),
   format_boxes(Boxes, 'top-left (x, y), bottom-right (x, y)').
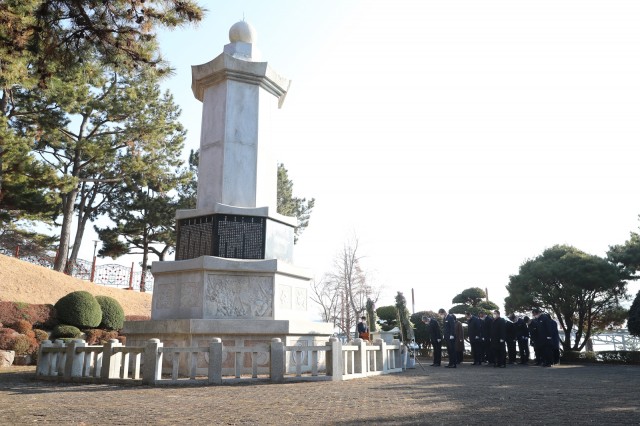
top-left (123, 319), bottom-right (333, 376)
top-left (126, 255), bottom-right (333, 375)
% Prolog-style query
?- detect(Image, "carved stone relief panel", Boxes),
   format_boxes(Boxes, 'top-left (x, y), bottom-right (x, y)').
top-left (294, 287), bottom-right (307, 311)
top-left (279, 284), bottom-right (292, 309)
top-left (204, 274), bottom-right (273, 318)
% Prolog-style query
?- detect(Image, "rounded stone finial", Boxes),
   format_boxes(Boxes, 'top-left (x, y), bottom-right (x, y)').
top-left (229, 20), bottom-right (257, 44)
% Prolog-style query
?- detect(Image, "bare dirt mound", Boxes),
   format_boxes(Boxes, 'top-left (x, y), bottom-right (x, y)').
top-left (0, 254), bottom-right (151, 316)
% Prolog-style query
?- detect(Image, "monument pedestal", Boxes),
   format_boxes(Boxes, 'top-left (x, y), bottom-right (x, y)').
top-left (123, 256), bottom-right (333, 375)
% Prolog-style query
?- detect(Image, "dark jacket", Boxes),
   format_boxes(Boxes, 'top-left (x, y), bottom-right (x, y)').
top-left (537, 314), bottom-right (556, 346)
top-left (455, 321), bottom-right (465, 352)
top-left (429, 318), bottom-right (443, 344)
top-left (444, 313), bottom-right (457, 339)
top-left (515, 318), bottom-right (529, 339)
top-left (491, 317), bottom-right (507, 346)
top-left (482, 315), bottom-right (494, 341)
top-left (505, 318), bottom-right (517, 342)
top-left (467, 315), bottom-right (482, 342)
top-left (528, 318), bottom-right (539, 345)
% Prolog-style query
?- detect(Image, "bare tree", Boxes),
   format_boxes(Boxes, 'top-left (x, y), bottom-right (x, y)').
top-left (320, 237), bottom-right (379, 341)
top-left (309, 274), bottom-right (341, 326)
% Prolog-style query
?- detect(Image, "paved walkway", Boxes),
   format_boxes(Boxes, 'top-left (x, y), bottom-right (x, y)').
top-left (1, 361), bottom-right (639, 425)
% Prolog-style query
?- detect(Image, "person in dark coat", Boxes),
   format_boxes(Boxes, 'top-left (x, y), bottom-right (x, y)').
top-left (516, 315), bottom-right (530, 364)
top-left (491, 310), bottom-right (507, 368)
top-left (425, 316), bottom-right (443, 366)
top-left (479, 311), bottom-right (494, 365)
top-left (466, 312), bottom-right (483, 365)
top-left (455, 318), bottom-right (465, 364)
top-left (439, 308), bottom-right (457, 368)
top-left (506, 314), bottom-right (518, 364)
top-left (533, 309), bottom-right (555, 367)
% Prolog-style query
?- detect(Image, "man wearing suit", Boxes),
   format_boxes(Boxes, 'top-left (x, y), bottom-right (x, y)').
top-left (534, 309), bottom-right (556, 367)
top-left (479, 311), bottom-right (494, 365)
top-left (466, 312), bottom-right (483, 365)
top-left (455, 317), bottom-right (465, 364)
top-left (506, 314), bottom-right (518, 364)
top-left (424, 316), bottom-right (443, 366)
top-left (516, 315), bottom-right (530, 364)
top-left (491, 310), bottom-right (507, 368)
top-left (439, 308), bottom-right (457, 368)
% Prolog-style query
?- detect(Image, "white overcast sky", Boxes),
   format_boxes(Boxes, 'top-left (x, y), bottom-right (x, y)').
top-left (79, 0), bottom-right (640, 314)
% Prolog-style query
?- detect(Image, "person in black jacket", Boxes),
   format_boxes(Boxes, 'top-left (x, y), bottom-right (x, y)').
top-left (465, 312), bottom-right (483, 365)
top-left (479, 311), bottom-right (494, 365)
top-left (506, 314), bottom-right (518, 364)
top-left (533, 309), bottom-right (555, 367)
top-left (516, 315), bottom-right (530, 364)
top-left (439, 308), bottom-right (457, 368)
top-left (491, 310), bottom-right (507, 368)
top-left (424, 316), bottom-right (443, 366)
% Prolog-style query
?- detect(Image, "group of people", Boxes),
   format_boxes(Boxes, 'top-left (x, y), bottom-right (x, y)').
top-left (423, 308), bottom-right (561, 368)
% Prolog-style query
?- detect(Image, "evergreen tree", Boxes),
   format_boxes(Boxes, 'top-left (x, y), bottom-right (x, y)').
top-left (1, 0), bottom-right (203, 252)
top-left (277, 163), bottom-right (314, 243)
top-left (450, 287), bottom-right (499, 317)
top-left (94, 100), bottom-right (189, 291)
top-left (505, 244), bottom-right (628, 352)
top-left (395, 292), bottom-right (413, 342)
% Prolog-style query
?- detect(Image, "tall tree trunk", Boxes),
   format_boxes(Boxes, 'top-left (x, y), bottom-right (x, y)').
top-left (54, 187), bottom-right (79, 272)
top-left (0, 88), bottom-right (8, 201)
top-left (68, 205), bottom-right (92, 266)
top-left (139, 233), bottom-right (149, 292)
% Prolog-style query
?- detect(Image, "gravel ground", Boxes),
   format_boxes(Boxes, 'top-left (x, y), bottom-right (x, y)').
top-left (1, 361), bottom-right (639, 425)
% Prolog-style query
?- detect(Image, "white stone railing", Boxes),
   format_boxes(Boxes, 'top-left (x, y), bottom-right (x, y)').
top-left (35, 337), bottom-right (403, 385)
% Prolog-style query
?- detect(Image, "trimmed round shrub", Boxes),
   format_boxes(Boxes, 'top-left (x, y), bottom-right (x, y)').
top-left (95, 296), bottom-right (125, 331)
top-left (54, 291), bottom-right (102, 329)
top-left (33, 329), bottom-right (49, 343)
top-left (51, 324), bottom-right (82, 339)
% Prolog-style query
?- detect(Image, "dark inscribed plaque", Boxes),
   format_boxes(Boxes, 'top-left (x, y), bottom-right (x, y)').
top-left (176, 214), bottom-right (266, 260)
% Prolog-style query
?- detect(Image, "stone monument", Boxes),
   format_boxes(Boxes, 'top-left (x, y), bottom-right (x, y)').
top-left (123, 21), bottom-right (333, 374)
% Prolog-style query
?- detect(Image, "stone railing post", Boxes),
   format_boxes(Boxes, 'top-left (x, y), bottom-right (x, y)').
top-left (392, 339), bottom-right (402, 370)
top-left (101, 339), bottom-right (123, 379)
top-left (325, 337), bottom-right (343, 381)
top-left (374, 338), bottom-right (386, 372)
top-left (142, 338), bottom-right (163, 385)
top-left (270, 338), bottom-right (285, 383)
top-left (53, 339), bottom-right (67, 376)
top-left (208, 338), bottom-right (223, 385)
top-left (36, 340), bottom-right (52, 376)
top-left (354, 338), bottom-right (366, 374)
top-left (64, 339), bottom-right (86, 379)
